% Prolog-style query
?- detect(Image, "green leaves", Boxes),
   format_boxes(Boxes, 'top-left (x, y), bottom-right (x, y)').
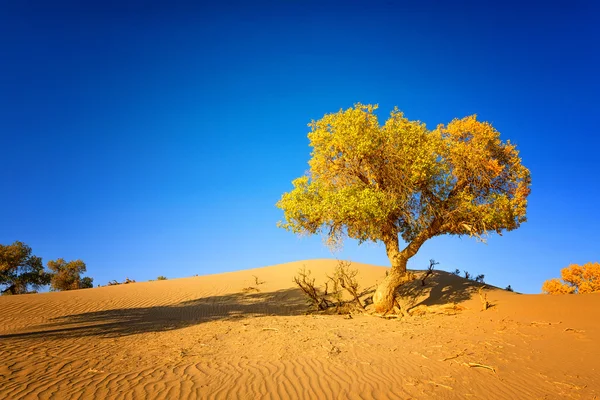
top-left (277, 104), bottom-right (531, 250)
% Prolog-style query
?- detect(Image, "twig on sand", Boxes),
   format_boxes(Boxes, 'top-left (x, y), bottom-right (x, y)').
top-left (552, 381), bottom-right (586, 390)
top-left (411, 351), bottom-right (429, 359)
top-left (262, 327), bottom-right (279, 332)
top-left (439, 349), bottom-right (467, 362)
top-left (464, 362), bottom-right (496, 373)
top-left (426, 380), bottom-right (453, 390)
top-left (564, 327), bottom-right (585, 333)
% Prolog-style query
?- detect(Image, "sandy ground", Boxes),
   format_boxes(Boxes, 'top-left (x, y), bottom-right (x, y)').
top-left (1, 259), bottom-right (599, 399)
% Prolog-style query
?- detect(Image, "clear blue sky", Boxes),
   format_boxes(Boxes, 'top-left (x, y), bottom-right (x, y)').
top-left (1, 1), bottom-right (598, 293)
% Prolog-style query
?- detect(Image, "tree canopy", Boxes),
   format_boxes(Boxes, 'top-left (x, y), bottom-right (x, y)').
top-left (0, 241), bottom-right (50, 295)
top-left (278, 103), bottom-right (530, 248)
top-left (277, 103), bottom-right (531, 312)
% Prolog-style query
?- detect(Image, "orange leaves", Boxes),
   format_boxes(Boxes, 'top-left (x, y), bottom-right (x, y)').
top-left (542, 262), bottom-right (600, 294)
top-left (541, 278), bottom-right (576, 294)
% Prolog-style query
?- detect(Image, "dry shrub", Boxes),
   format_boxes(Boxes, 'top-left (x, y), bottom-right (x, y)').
top-left (108, 277), bottom-right (136, 286)
top-left (293, 260), bottom-right (366, 312)
top-left (542, 262), bottom-right (600, 294)
top-left (293, 267), bottom-right (331, 311)
top-left (421, 259), bottom-right (438, 286)
top-left (328, 260), bottom-right (366, 311)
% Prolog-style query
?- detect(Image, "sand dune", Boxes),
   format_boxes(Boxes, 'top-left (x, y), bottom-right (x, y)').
top-left (1, 259), bottom-right (598, 399)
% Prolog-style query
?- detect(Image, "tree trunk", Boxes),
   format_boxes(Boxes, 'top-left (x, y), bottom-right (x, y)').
top-left (372, 231), bottom-right (410, 313)
top-left (372, 260), bottom-right (411, 313)
top-left (373, 228), bottom-right (434, 314)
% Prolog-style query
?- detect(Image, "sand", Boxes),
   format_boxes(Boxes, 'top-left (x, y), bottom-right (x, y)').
top-left (1, 259), bottom-right (598, 399)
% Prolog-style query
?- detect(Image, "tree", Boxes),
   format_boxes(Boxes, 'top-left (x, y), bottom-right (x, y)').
top-left (542, 262), bottom-right (600, 294)
top-left (277, 104), bottom-right (531, 313)
top-left (0, 241), bottom-right (50, 295)
top-left (48, 258), bottom-right (93, 291)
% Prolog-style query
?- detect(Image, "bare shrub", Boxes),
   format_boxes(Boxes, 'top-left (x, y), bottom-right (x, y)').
top-left (293, 261), bottom-right (368, 313)
top-left (107, 277), bottom-right (136, 286)
top-left (421, 259), bottom-right (439, 286)
top-left (293, 267), bottom-right (331, 311)
top-left (329, 260), bottom-right (366, 311)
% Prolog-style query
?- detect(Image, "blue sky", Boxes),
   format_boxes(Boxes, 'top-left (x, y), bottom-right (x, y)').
top-left (1, 1), bottom-right (598, 293)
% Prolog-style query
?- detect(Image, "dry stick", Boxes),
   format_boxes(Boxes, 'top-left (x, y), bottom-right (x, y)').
top-left (564, 327), bottom-right (585, 333)
top-left (439, 349), bottom-right (467, 362)
top-left (465, 362), bottom-right (496, 373)
top-left (425, 381), bottom-right (453, 390)
top-left (478, 286), bottom-right (490, 311)
top-left (262, 327), bottom-right (279, 332)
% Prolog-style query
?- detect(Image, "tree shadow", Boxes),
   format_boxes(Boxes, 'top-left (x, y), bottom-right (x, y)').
top-left (0, 288), bottom-right (308, 340)
top-left (396, 270), bottom-right (494, 311)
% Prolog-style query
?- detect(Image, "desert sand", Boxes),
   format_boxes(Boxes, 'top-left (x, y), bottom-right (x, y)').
top-left (1, 259), bottom-right (598, 399)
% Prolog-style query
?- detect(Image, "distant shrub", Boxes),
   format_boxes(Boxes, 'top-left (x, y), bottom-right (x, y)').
top-left (542, 262), bottom-right (600, 294)
top-left (108, 277), bottom-right (136, 286)
top-left (453, 269), bottom-right (485, 284)
top-left (48, 259), bottom-right (93, 291)
top-left (157, 276), bottom-right (167, 280)
top-left (505, 285), bottom-right (514, 292)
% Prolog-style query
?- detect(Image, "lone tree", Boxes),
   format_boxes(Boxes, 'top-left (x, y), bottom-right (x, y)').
top-left (542, 262), bottom-right (600, 294)
top-left (277, 104), bottom-right (531, 313)
top-left (48, 258), bottom-right (93, 291)
top-left (0, 241), bottom-right (51, 295)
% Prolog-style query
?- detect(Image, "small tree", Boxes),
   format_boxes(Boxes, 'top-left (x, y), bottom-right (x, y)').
top-left (277, 104), bottom-right (530, 313)
top-left (0, 241), bottom-right (50, 294)
top-left (48, 258), bottom-right (93, 291)
top-left (542, 262), bottom-right (600, 294)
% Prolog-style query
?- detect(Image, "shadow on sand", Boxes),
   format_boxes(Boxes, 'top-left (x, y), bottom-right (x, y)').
top-left (0, 288), bottom-right (308, 340)
top-left (396, 270), bottom-right (496, 311)
top-left (1, 270), bottom-right (491, 341)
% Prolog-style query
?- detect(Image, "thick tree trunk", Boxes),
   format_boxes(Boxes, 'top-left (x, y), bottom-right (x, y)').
top-left (372, 259), bottom-right (411, 313)
top-left (372, 231), bottom-right (410, 313)
top-left (373, 228), bottom-right (434, 314)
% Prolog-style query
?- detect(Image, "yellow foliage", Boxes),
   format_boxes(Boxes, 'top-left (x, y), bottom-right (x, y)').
top-left (542, 262), bottom-right (600, 294)
top-left (277, 103), bottom-right (531, 251)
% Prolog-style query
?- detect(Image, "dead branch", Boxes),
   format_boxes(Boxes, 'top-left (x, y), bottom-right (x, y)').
top-left (478, 286), bottom-right (490, 311)
top-left (421, 259), bottom-right (439, 286)
top-left (465, 362), bottom-right (496, 373)
top-left (335, 260), bottom-right (366, 311)
top-left (293, 267), bottom-right (330, 311)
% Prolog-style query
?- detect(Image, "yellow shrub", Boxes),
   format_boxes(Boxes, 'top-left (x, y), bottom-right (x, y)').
top-left (542, 262), bottom-right (600, 294)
